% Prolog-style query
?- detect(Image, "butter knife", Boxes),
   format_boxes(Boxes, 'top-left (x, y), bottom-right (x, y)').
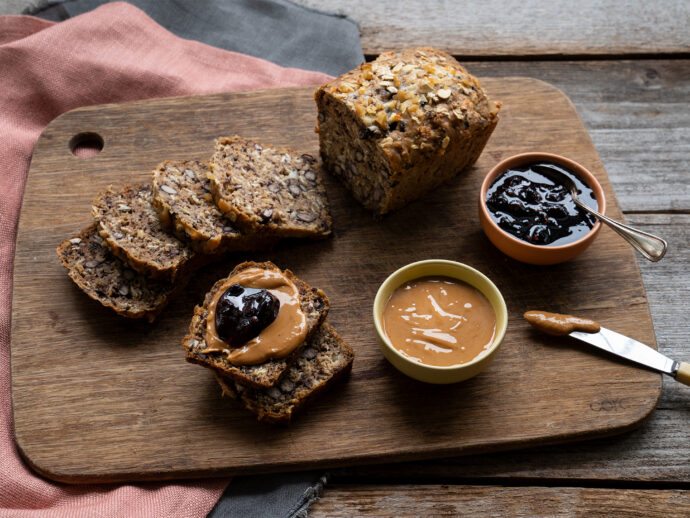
top-left (524, 311), bottom-right (690, 386)
top-left (570, 327), bottom-right (689, 386)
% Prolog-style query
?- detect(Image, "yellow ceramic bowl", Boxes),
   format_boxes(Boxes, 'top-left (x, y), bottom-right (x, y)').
top-left (373, 259), bottom-right (508, 384)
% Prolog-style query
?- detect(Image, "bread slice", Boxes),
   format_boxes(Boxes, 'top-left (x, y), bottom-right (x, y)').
top-left (215, 321), bottom-right (354, 424)
top-left (152, 160), bottom-right (277, 254)
top-left (56, 224), bottom-right (181, 322)
top-left (182, 261), bottom-right (329, 388)
top-left (315, 47), bottom-right (500, 214)
top-left (92, 183), bottom-right (195, 281)
top-left (209, 137), bottom-right (332, 238)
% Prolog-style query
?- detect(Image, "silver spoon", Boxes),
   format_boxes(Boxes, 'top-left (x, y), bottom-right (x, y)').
top-left (538, 166), bottom-right (667, 262)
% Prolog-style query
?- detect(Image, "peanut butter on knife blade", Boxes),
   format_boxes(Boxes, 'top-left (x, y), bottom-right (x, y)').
top-left (523, 310), bottom-right (600, 336)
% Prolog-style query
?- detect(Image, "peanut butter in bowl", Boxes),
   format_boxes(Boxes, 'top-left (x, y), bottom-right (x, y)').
top-left (373, 259), bottom-right (508, 384)
top-left (382, 276), bottom-right (496, 367)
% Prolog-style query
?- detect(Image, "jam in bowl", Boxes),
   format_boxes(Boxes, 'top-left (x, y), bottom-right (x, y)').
top-left (485, 162), bottom-right (598, 247)
top-left (479, 153), bottom-right (606, 265)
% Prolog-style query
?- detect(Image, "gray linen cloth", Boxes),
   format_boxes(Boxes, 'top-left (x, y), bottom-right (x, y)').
top-left (25, 0), bottom-right (363, 75)
top-left (25, 1), bottom-right (363, 517)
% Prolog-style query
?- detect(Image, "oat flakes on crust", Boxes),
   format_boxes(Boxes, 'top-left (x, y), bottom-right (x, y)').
top-left (315, 46), bottom-right (501, 214)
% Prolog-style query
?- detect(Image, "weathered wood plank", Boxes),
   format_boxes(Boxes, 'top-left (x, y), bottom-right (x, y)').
top-left (332, 408), bottom-right (690, 482)
top-left (5, 0), bottom-right (690, 58)
top-left (295, 1), bottom-right (690, 57)
top-left (459, 60), bottom-right (690, 213)
top-left (310, 485), bottom-right (690, 517)
top-left (629, 214), bottom-right (690, 408)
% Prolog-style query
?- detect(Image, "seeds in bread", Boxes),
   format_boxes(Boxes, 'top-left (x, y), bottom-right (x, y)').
top-left (209, 137), bottom-right (332, 238)
top-left (315, 47), bottom-right (501, 214)
top-left (152, 160), bottom-right (277, 254)
top-left (92, 183), bottom-right (195, 281)
top-left (182, 261), bottom-right (329, 388)
top-left (215, 321), bottom-right (354, 424)
top-left (56, 224), bottom-right (181, 322)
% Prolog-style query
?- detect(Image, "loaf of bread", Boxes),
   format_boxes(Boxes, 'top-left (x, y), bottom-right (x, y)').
top-left (92, 183), bottom-right (195, 281)
top-left (152, 160), bottom-right (276, 254)
top-left (209, 137), bottom-right (332, 238)
top-left (215, 321), bottom-right (354, 424)
top-left (57, 224), bottom-right (182, 322)
top-left (315, 47), bottom-right (501, 214)
top-left (182, 261), bottom-right (329, 388)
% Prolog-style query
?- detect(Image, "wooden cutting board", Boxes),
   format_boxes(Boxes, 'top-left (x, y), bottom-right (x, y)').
top-left (11, 79), bottom-right (661, 483)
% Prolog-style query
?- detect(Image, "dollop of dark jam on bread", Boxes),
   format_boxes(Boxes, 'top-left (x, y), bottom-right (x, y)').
top-left (215, 283), bottom-right (280, 347)
top-left (485, 163), bottom-right (597, 246)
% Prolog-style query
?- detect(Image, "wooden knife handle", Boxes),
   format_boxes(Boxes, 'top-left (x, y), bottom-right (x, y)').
top-left (676, 362), bottom-right (690, 386)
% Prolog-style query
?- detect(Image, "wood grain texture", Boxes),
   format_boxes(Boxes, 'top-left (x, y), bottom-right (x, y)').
top-left (294, 1), bottom-right (690, 57)
top-left (310, 485), bottom-right (690, 517)
top-left (11, 79), bottom-right (661, 483)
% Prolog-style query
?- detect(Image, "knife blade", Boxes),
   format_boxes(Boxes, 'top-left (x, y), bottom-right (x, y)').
top-left (570, 327), bottom-right (678, 376)
top-left (524, 310), bottom-right (690, 386)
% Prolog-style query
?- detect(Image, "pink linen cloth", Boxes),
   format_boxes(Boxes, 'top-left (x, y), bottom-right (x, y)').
top-left (0, 3), bottom-right (332, 517)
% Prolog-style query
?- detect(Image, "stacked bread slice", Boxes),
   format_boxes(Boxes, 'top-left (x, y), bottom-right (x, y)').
top-left (183, 261), bottom-right (354, 424)
top-left (57, 137), bottom-right (332, 321)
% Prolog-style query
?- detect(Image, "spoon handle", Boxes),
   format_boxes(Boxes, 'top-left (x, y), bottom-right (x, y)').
top-left (574, 200), bottom-right (667, 261)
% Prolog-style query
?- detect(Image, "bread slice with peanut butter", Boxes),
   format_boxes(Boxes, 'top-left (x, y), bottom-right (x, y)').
top-left (214, 321), bottom-right (354, 424)
top-left (208, 137), bottom-right (332, 238)
top-left (182, 261), bottom-right (329, 389)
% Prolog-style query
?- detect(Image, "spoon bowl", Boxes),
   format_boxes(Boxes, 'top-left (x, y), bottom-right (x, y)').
top-left (536, 165), bottom-right (667, 262)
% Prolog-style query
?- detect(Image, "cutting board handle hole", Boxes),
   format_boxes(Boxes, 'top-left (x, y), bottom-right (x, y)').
top-left (69, 132), bottom-right (104, 158)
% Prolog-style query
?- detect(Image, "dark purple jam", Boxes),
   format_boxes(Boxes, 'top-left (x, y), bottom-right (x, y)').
top-left (215, 283), bottom-right (280, 347)
top-left (485, 162), bottom-right (598, 246)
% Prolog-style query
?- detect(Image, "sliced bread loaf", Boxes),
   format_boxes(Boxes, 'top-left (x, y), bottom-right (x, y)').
top-left (209, 137), bottom-right (332, 238)
top-left (56, 223), bottom-right (181, 322)
top-left (215, 321), bottom-right (354, 424)
top-left (92, 183), bottom-right (195, 281)
top-left (152, 160), bottom-right (276, 254)
top-left (183, 261), bottom-right (329, 388)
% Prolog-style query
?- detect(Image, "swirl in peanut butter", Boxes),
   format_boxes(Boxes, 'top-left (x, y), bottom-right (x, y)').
top-left (382, 276), bottom-right (496, 367)
top-left (523, 310), bottom-right (600, 336)
top-left (203, 267), bottom-right (307, 365)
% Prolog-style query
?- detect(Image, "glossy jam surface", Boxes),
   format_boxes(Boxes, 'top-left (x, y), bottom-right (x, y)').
top-left (382, 276), bottom-right (496, 367)
top-left (203, 267), bottom-right (307, 365)
top-left (486, 162), bottom-right (598, 246)
top-left (214, 283), bottom-right (280, 347)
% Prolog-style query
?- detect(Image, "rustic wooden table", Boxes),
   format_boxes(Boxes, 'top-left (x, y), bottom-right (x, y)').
top-left (292, 1), bottom-right (690, 515)
top-left (3, 0), bottom-right (688, 515)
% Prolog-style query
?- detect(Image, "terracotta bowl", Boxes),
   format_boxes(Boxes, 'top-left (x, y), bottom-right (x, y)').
top-left (373, 259), bottom-right (508, 384)
top-left (478, 152), bottom-right (606, 265)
